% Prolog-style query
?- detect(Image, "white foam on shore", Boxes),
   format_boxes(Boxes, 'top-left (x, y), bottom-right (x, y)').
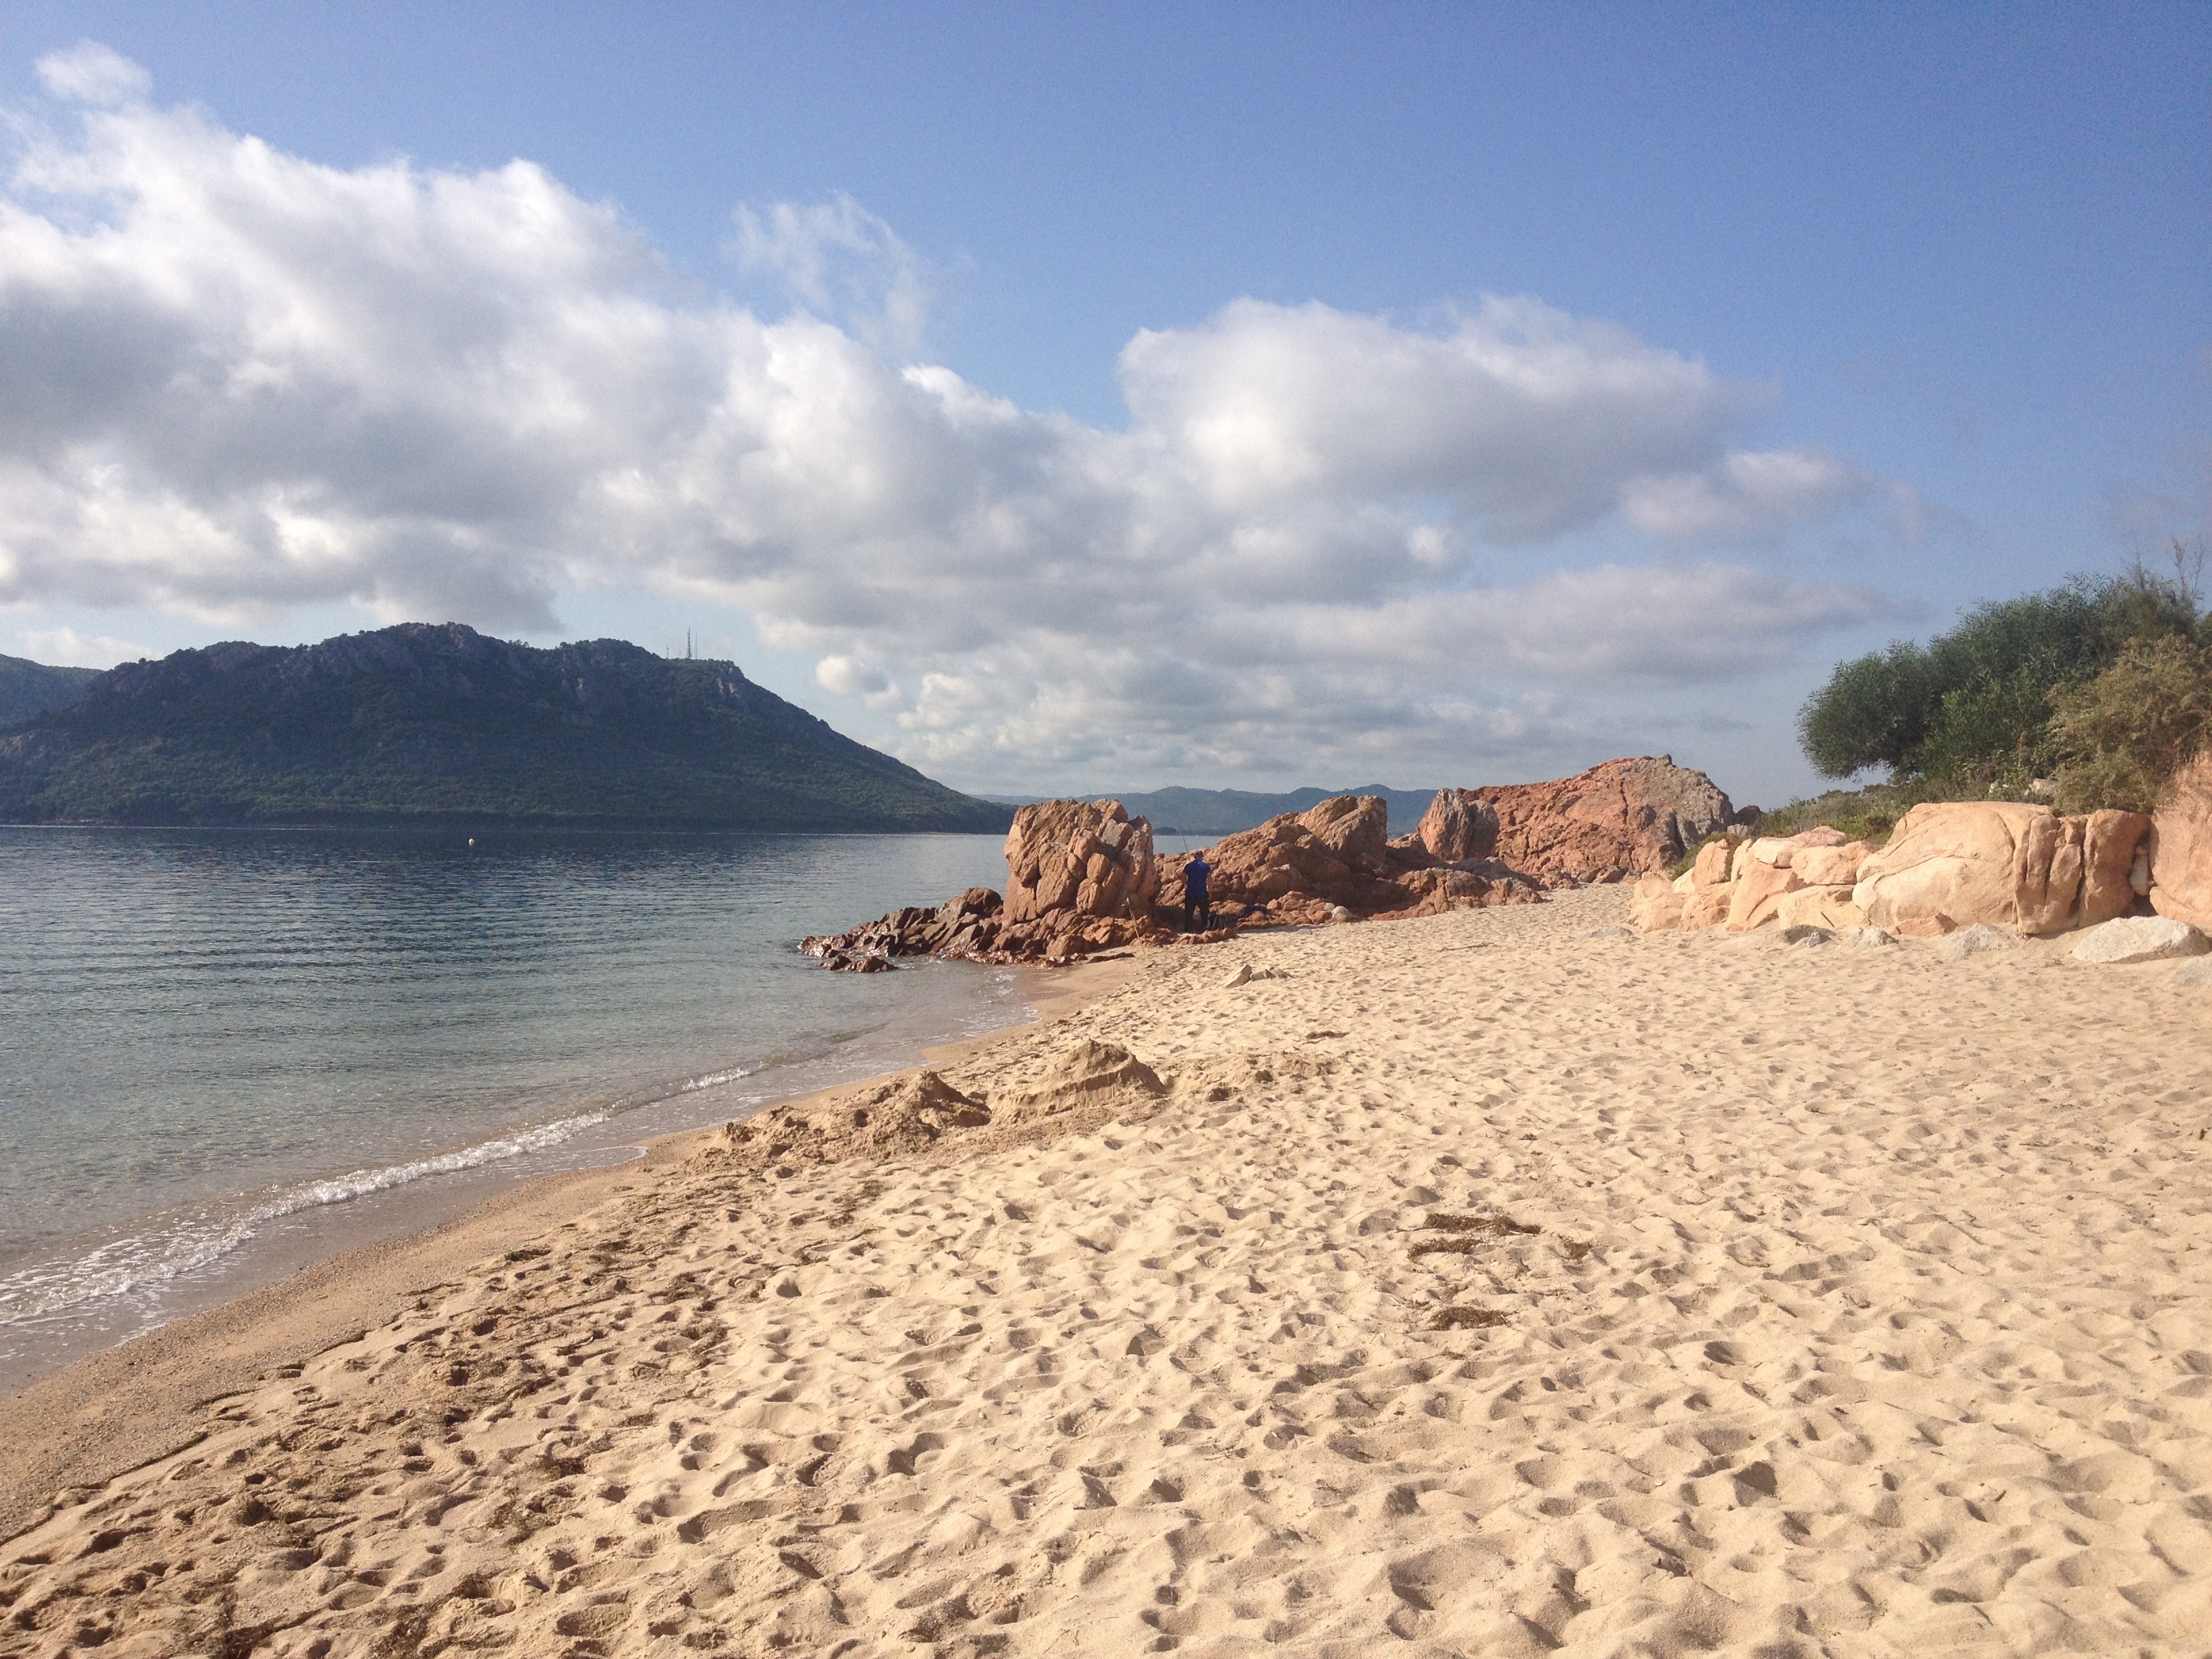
top-left (0, 1107), bottom-right (630, 1330)
top-left (0, 961), bottom-right (1039, 1374)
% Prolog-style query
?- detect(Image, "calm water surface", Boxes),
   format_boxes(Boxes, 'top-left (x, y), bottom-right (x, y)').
top-left (0, 827), bottom-right (1092, 1387)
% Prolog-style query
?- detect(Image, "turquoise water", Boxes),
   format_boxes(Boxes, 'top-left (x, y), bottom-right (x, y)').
top-left (0, 827), bottom-right (1077, 1387)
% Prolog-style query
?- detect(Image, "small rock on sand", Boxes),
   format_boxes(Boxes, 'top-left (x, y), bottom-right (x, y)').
top-left (1223, 964), bottom-right (1284, 987)
top-left (1937, 923), bottom-right (2017, 961)
top-left (2172, 956), bottom-right (2212, 988)
top-left (2070, 915), bottom-right (2211, 966)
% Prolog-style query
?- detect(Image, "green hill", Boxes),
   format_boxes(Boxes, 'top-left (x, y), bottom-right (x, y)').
top-left (0, 653), bottom-right (100, 729)
top-left (0, 623), bottom-right (1010, 832)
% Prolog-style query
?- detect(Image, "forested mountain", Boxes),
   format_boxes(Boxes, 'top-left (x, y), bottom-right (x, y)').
top-left (0, 623), bottom-right (1010, 832)
top-left (0, 653), bottom-right (99, 729)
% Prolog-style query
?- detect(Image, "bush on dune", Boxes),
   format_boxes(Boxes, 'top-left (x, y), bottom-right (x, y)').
top-left (1790, 546), bottom-right (2209, 822)
top-left (2048, 634), bottom-right (2212, 814)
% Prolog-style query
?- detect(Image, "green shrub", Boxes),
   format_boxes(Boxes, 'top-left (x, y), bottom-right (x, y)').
top-left (2049, 634), bottom-right (2212, 813)
top-left (1755, 781), bottom-right (1925, 846)
top-left (1797, 553), bottom-right (2203, 791)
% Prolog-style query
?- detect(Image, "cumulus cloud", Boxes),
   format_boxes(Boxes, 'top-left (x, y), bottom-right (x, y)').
top-left (1622, 447), bottom-right (1870, 543)
top-left (33, 41), bottom-right (149, 106)
top-left (0, 51), bottom-right (1906, 783)
top-left (733, 193), bottom-right (936, 358)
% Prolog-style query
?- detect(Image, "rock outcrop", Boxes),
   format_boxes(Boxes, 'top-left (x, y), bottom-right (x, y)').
top-left (815, 790), bottom-right (1548, 965)
top-left (1001, 798), bottom-right (1160, 928)
top-left (2149, 752), bottom-right (2212, 931)
top-left (2006, 808), bottom-right (2153, 936)
top-left (1630, 799), bottom-right (2160, 943)
top-left (2083, 809), bottom-right (2154, 926)
top-left (1154, 796), bottom-right (1541, 928)
top-left (1468, 756), bottom-right (1738, 884)
top-left (1853, 802), bottom-right (2053, 935)
top-left (806, 802), bottom-right (1162, 964)
top-left (1415, 789), bottom-right (1499, 863)
top-left (803, 887), bottom-right (1006, 967)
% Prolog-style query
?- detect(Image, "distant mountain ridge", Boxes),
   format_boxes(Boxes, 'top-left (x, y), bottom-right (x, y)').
top-left (0, 623), bottom-right (1010, 832)
top-left (0, 653), bottom-right (100, 729)
top-left (986, 783), bottom-right (1443, 837)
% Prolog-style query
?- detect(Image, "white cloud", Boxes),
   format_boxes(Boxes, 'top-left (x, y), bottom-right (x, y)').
top-left (0, 52), bottom-right (1910, 785)
top-left (35, 43), bottom-right (149, 106)
top-left (1622, 447), bottom-right (1869, 542)
top-left (733, 193), bottom-right (936, 359)
top-left (17, 624), bottom-right (152, 668)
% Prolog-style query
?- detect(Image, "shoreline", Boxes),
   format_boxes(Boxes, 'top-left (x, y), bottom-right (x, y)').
top-left (7, 893), bottom-right (2211, 1655)
top-left (0, 954), bottom-right (1137, 1545)
top-left (0, 820), bottom-right (1050, 1397)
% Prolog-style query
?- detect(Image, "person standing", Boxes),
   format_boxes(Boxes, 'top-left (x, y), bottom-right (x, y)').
top-left (1182, 848), bottom-right (1214, 933)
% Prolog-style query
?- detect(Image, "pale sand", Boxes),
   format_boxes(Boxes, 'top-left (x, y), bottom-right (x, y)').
top-left (5, 889), bottom-right (2212, 1657)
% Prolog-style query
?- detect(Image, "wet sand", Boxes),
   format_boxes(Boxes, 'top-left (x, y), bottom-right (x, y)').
top-left (5, 892), bottom-right (2212, 1657)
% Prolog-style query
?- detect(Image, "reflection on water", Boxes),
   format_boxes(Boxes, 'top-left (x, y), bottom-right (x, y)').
top-left (0, 826), bottom-right (1038, 1385)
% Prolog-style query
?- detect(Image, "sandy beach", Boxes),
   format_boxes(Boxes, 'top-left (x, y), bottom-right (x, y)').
top-left (5, 887), bottom-right (2212, 1657)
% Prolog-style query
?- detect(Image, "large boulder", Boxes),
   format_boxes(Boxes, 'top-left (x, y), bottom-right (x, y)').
top-left (2011, 812), bottom-right (2086, 937)
top-left (1298, 794), bottom-right (1391, 866)
top-left (2082, 809), bottom-right (2153, 926)
top-left (2009, 808), bottom-right (2153, 935)
top-left (1467, 756), bottom-right (1736, 883)
top-left (1628, 876), bottom-right (1687, 933)
top-left (1681, 888), bottom-right (1733, 928)
top-left (1851, 802), bottom-right (2049, 935)
top-left (1774, 886), bottom-right (1864, 931)
top-left (1389, 863), bottom-right (1537, 917)
top-left (812, 799), bottom-right (1164, 964)
top-left (1160, 801), bottom-right (1397, 922)
top-left (1793, 840), bottom-right (1872, 887)
top-left (1726, 860), bottom-right (1804, 931)
top-left (1002, 798), bottom-right (1159, 925)
top-left (2149, 752), bottom-right (2212, 931)
top-left (1691, 838), bottom-right (1736, 890)
top-left (1416, 788), bottom-right (1500, 863)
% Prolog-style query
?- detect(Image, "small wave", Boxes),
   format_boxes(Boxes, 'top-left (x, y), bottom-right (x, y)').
top-left (0, 998), bottom-right (1029, 1341)
top-left (680, 1063), bottom-right (759, 1093)
top-left (263, 1109), bottom-right (611, 1216)
top-left (0, 1108), bottom-right (611, 1327)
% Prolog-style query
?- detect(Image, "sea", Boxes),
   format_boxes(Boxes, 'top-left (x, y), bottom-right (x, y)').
top-left (0, 825), bottom-right (1205, 1392)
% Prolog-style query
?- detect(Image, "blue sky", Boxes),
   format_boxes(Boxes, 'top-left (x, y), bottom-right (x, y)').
top-left (0, 3), bottom-right (2205, 805)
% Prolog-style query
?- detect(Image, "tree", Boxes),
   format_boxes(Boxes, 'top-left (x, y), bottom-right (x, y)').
top-left (1797, 561), bottom-right (2204, 789)
top-left (1797, 642), bottom-right (1936, 778)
